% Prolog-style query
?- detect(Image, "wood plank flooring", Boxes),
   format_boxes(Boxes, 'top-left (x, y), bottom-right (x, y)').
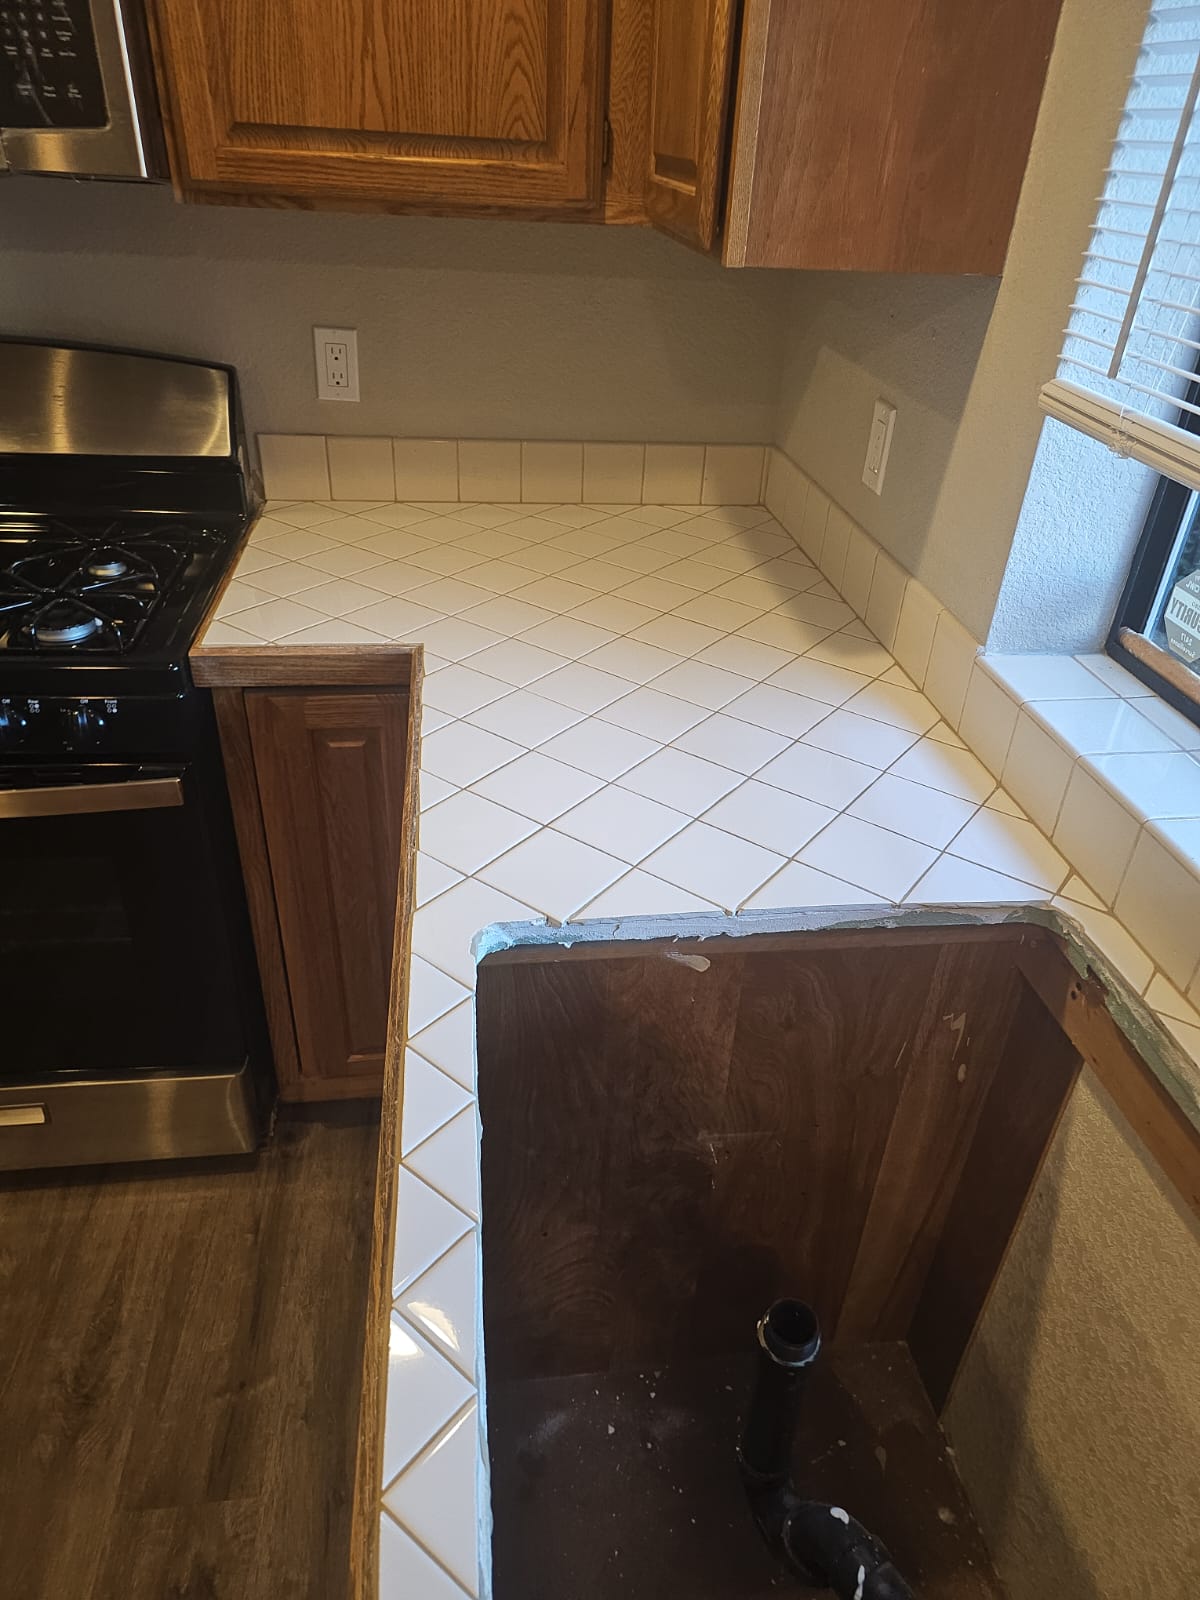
top-left (0, 1105), bottom-right (379, 1600)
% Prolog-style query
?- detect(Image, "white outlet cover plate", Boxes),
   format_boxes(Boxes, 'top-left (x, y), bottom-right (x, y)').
top-left (862, 399), bottom-right (896, 495)
top-left (314, 325), bottom-right (360, 402)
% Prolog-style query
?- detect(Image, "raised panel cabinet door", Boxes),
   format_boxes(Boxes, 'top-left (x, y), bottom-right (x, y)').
top-left (245, 687), bottom-right (408, 1092)
top-left (643, 0), bottom-right (738, 251)
top-left (149, 0), bottom-right (606, 209)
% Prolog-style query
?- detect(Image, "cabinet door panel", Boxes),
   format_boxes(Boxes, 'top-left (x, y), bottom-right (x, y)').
top-left (644, 0), bottom-right (737, 251)
top-left (246, 687), bottom-right (408, 1091)
top-left (151, 0), bottom-right (605, 208)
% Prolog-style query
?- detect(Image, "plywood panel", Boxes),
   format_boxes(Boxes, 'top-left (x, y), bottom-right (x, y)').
top-left (476, 925), bottom-right (1063, 1384)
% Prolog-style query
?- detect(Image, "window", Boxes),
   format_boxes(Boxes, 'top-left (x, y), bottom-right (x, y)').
top-left (1111, 459), bottom-right (1200, 724)
top-left (1041, 0), bottom-right (1200, 722)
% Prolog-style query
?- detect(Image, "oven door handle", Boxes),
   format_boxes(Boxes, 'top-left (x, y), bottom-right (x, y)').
top-left (0, 777), bottom-right (184, 818)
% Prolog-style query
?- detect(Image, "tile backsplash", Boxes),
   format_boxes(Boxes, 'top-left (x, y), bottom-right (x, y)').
top-left (257, 435), bottom-right (767, 508)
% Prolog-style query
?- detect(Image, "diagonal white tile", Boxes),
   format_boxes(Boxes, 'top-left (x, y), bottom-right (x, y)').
top-left (673, 713), bottom-right (791, 776)
top-left (742, 860), bottom-right (886, 911)
top-left (422, 665), bottom-right (512, 719)
top-left (640, 821), bottom-right (785, 912)
top-left (465, 688), bottom-right (583, 747)
top-left (555, 783), bottom-right (690, 861)
top-left (538, 718), bottom-right (661, 780)
top-left (797, 814), bottom-right (936, 901)
top-left (573, 868), bottom-right (723, 920)
top-left (722, 684), bottom-right (831, 740)
top-left (402, 1050), bottom-right (473, 1158)
top-left (413, 877), bottom-right (545, 987)
top-left (410, 999), bottom-right (476, 1092)
top-left (619, 745), bottom-right (742, 812)
top-left (406, 1108), bottom-right (480, 1221)
top-left (383, 1403), bottom-right (480, 1596)
top-left (378, 1514), bottom-right (470, 1600)
top-left (596, 686), bottom-right (707, 742)
top-left (947, 808), bottom-right (1070, 892)
top-left (801, 709), bottom-right (918, 769)
top-left (392, 1167), bottom-right (472, 1299)
top-left (478, 829), bottom-right (628, 921)
top-left (470, 749), bottom-right (602, 823)
top-left (399, 1231), bottom-right (478, 1380)
top-left (381, 1313), bottom-right (473, 1486)
top-left (421, 723), bottom-right (525, 788)
top-left (407, 955), bottom-right (471, 1034)
top-left (420, 789), bottom-right (538, 875)
top-left (848, 773), bottom-right (978, 850)
top-left (755, 744), bottom-right (879, 811)
top-left (702, 779), bottom-right (836, 857)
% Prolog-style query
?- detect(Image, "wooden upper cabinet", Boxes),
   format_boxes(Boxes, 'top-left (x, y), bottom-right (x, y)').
top-left (642, 0), bottom-right (737, 252)
top-left (722, 0), bottom-right (1064, 273)
top-left (245, 685), bottom-right (408, 1096)
top-left (148, 0), bottom-right (607, 210)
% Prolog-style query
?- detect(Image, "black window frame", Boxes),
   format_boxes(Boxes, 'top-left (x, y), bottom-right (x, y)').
top-left (1107, 365), bottom-right (1200, 732)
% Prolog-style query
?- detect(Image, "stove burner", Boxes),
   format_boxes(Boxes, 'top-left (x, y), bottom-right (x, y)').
top-left (31, 606), bottom-right (105, 645)
top-left (86, 554), bottom-right (130, 580)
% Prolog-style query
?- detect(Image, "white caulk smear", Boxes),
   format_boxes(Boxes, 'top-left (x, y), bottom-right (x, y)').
top-left (854, 1563), bottom-right (866, 1600)
top-left (830, 1507), bottom-right (850, 1525)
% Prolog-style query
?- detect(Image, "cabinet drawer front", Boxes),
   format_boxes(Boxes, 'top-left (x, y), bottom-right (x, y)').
top-left (151, 0), bottom-right (605, 208)
top-left (246, 687), bottom-right (409, 1087)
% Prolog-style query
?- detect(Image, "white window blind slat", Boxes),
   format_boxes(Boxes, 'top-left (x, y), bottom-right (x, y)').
top-left (1042, 2), bottom-right (1200, 469)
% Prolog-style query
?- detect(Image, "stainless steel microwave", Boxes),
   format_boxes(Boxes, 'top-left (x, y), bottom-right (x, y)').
top-left (0, 0), bottom-right (166, 180)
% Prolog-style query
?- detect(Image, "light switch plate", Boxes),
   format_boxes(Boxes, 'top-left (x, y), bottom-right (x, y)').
top-left (314, 326), bottom-right (360, 402)
top-left (862, 399), bottom-right (896, 495)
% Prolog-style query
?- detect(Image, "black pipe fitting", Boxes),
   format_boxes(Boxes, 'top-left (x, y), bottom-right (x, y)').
top-left (738, 1300), bottom-right (917, 1600)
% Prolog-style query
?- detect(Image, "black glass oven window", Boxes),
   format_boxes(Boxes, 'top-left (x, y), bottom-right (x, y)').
top-left (0, 773), bottom-right (249, 1078)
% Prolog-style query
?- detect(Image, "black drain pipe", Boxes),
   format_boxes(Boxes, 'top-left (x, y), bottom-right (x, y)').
top-left (738, 1300), bottom-right (916, 1600)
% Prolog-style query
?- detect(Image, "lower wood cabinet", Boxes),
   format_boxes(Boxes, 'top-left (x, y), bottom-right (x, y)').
top-left (199, 648), bottom-right (419, 1102)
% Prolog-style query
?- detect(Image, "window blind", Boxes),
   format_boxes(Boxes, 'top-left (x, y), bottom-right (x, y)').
top-left (1041, 0), bottom-right (1200, 488)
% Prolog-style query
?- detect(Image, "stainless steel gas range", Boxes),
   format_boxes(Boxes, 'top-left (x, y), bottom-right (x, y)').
top-left (0, 338), bottom-right (273, 1171)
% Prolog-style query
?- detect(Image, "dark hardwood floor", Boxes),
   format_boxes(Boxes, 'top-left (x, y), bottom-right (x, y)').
top-left (0, 1105), bottom-right (379, 1600)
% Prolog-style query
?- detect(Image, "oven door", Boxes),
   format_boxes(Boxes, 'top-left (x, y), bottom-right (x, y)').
top-left (0, 759), bottom-right (254, 1075)
top-left (0, 760), bottom-right (267, 1168)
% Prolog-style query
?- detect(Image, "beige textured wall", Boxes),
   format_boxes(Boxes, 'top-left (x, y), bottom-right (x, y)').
top-left (772, 0), bottom-right (1148, 642)
top-left (0, 179), bottom-right (788, 447)
top-left (948, 1070), bottom-right (1200, 1600)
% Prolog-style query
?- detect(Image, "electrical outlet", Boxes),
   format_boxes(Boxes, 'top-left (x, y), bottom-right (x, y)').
top-left (313, 326), bottom-right (359, 402)
top-left (862, 399), bottom-right (896, 495)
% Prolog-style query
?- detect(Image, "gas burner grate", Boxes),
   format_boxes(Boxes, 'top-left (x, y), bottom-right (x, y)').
top-left (0, 516), bottom-right (221, 655)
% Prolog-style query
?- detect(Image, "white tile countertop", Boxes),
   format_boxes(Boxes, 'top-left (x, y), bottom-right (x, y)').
top-left (194, 496), bottom-right (1200, 1599)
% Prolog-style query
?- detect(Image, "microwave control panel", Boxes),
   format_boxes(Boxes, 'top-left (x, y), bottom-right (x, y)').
top-left (0, 1), bottom-right (107, 129)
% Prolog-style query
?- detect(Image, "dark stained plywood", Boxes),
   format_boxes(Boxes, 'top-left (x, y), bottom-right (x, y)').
top-left (907, 975), bottom-right (1083, 1409)
top-left (476, 925), bottom-right (1061, 1385)
top-left (0, 1106), bottom-right (378, 1600)
top-left (488, 1342), bottom-right (1004, 1600)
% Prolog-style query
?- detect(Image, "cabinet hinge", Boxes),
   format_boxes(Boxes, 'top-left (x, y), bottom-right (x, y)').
top-left (603, 116), bottom-right (613, 171)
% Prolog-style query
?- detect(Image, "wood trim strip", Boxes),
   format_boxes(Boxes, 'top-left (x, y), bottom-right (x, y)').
top-left (349, 650), bottom-right (424, 1600)
top-left (1016, 940), bottom-right (1200, 1219)
top-left (1118, 626), bottom-right (1200, 714)
top-left (210, 688), bottom-right (303, 1090)
top-left (192, 644), bottom-right (418, 688)
top-left (720, 0), bottom-right (771, 267)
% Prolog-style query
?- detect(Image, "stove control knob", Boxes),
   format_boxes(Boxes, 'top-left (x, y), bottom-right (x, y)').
top-left (64, 699), bottom-right (106, 742)
top-left (0, 697), bottom-right (26, 745)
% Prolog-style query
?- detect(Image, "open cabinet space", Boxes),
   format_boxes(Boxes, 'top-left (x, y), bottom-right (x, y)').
top-left (474, 916), bottom-right (1199, 1599)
